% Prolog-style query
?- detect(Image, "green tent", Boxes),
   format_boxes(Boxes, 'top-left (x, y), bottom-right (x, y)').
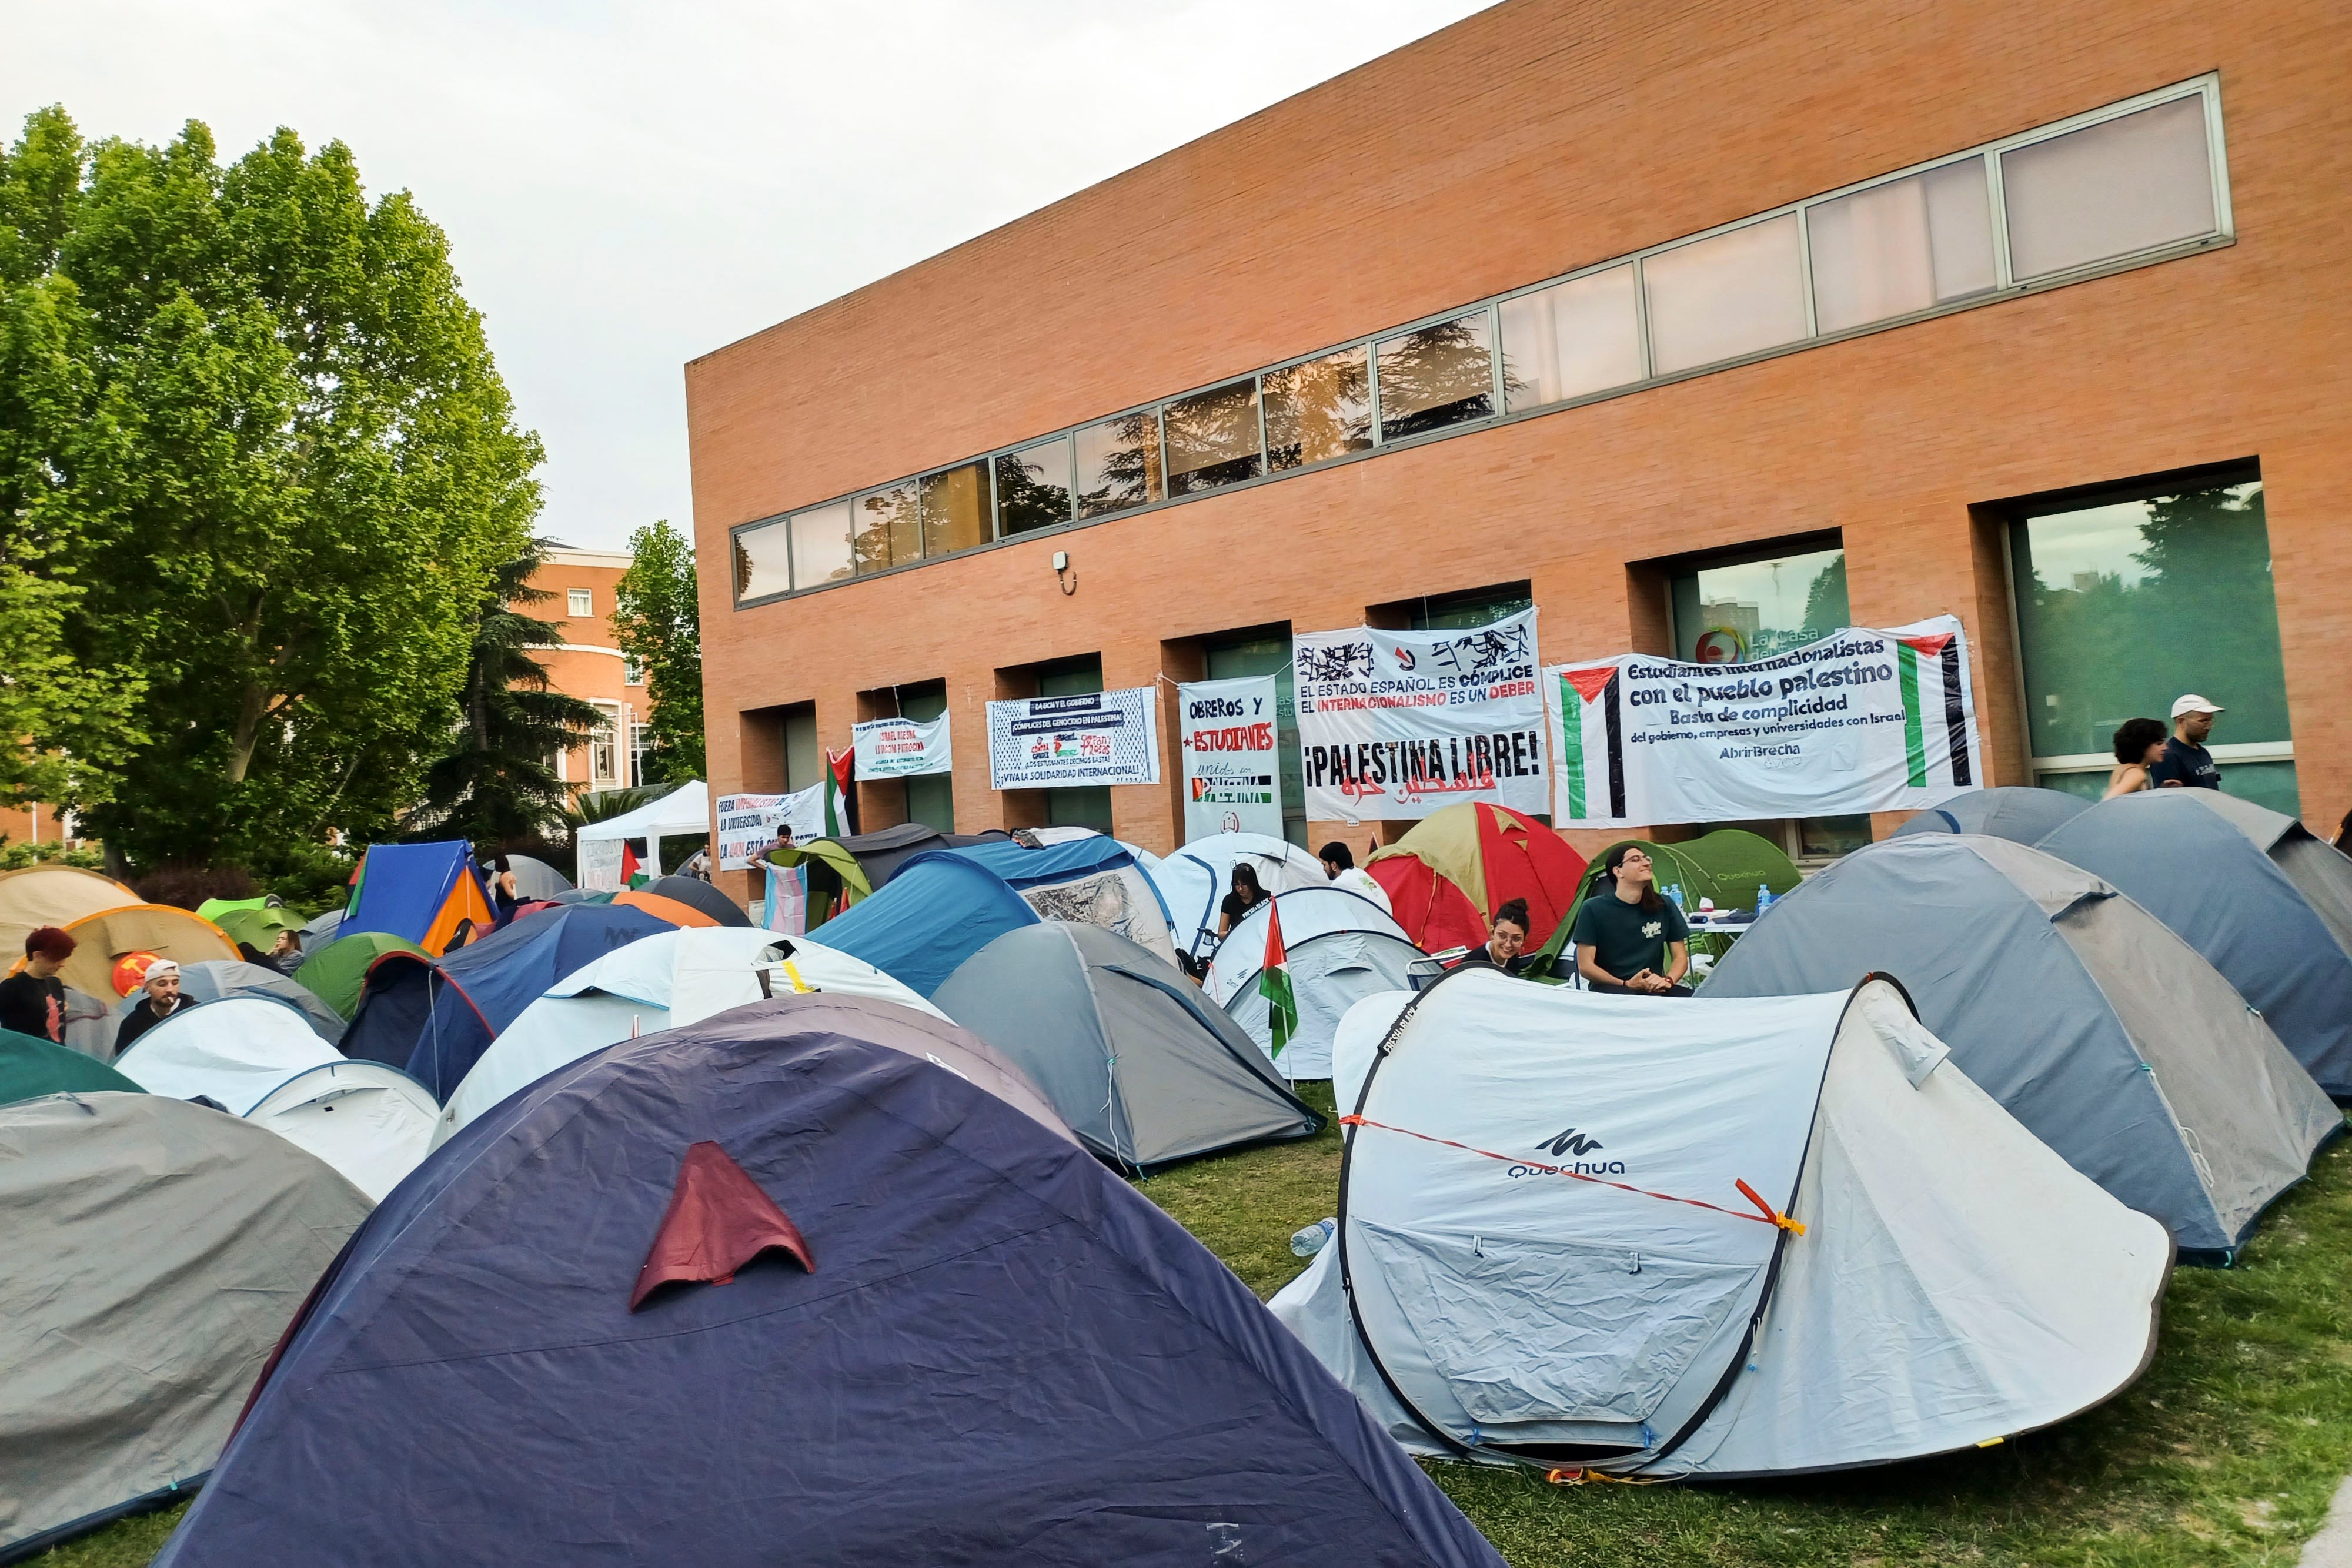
top-left (195, 895), bottom-right (272, 923)
top-left (1534, 828), bottom-right (1802, 975)
top-left (764, 839), bottom-right (874, 928)
top-left (215, 905), bottom-right (300, 951)
top-left (0, 1028), bottom-right (141, 1106)
top-left (293, 931), bottom-right (430, 1021)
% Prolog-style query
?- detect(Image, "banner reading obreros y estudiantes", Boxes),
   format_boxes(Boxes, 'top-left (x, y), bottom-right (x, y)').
top-left (714, 784), bottom-right (826, 870)
top-left (851, 713), bottom-right (952, 778)
top-left (1177, 675), bottom-right (1284, 841)
top-left (1291, 607), bottom-right (1547, 821)
top-left (1545, 616), bottom-right (1982, 828)
top-left (987, 686), bottom-right (1161, 790)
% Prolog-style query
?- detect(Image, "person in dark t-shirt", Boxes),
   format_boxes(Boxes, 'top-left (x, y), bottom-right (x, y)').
top-left (0, 925), bottom-right (76, 1042)
top-left (1571, 845), bottom-right (1692, 995)
top-left (114, 960), bottom-right (191, 1055)
top-left (2146, 695), bottom-right (2223, 790)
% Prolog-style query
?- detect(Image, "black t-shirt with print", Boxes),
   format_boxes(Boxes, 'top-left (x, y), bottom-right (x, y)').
top-left (2147, 735), bottom-right (2220, 790)
top-left (1570, 893), bottom-right (1690, 982)
top-left (0, 971), bottom-right (66, 1042)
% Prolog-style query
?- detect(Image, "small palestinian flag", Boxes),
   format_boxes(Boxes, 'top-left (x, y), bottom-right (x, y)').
top-left (1555, 665), bottom-right (1627, 822)
top-left (1893, 633), bottom-right (1975, 789)
top-left (619, 843), bottom-right (648, 890)
top-left (1259, 902), bottom-right (1298, 1063)
top-left (823, 748), bottom-right (856, 837)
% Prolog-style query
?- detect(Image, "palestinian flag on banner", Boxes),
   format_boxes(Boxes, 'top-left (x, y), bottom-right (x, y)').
top-left (823, 748), bottom-right (856, 837)
top-left (1893, 633), bottom-right (1975, 789)
top-left (619, 843), bottom-right (648, 890)
top-left (1554, 664), bottom-right (1627, 823)
top-left (1259, 902), bottom-right (1298, 1062)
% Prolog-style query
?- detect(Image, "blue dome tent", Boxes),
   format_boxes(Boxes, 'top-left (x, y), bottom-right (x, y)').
top-left (152, 995), bottom-right (1504, 1568)
top-left (340, 904), bottom-right (674, 1099)
top-left (810, 851), bottom-right (1041, 997)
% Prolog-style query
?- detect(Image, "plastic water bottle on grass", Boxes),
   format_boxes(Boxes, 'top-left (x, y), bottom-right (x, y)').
top-left (1290, 1218), bottom-right (1336, 1257)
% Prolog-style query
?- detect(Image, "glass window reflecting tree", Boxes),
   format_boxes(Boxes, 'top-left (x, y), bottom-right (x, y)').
top-left (2010, 478), bottom-right (2295, 813)
top-left (855, 482), bottom-right (918, 574)
top-left (1669, 546), bottom-right (1847, 663)
top-left (1262, 348), bottom-right (1371, 470)
top-left (1164, 379), bottom-right (1264, 495)
top-left (1498, 265), bottom-right (1643, 413)
top-left (1375, 312), bottom-right (1494, 441)
top-left (789, 500), bottom-right (854, 589)
top-left (732, 519), bottom-right (791, 602)
top-left (919, 463), bottom-right (990, 557)
top-left (995, 437), bottom-right (1074, 534)
top-left (1074, 412), bottom-right (1163, 518)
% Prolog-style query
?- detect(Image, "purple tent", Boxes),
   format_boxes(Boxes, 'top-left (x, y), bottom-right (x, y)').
top-left (156, 995), bottom-right (1501, 1568)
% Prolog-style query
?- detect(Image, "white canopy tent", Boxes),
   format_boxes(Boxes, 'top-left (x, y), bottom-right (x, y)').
top-left (111, 995), bottom-right (437, 1201)
top-left (1272, 969), bottom-right (2171, 1477)
top-left (434, 928), bottom-right (947, 1146)
top-left (574, 780), bottom-right (711, 889)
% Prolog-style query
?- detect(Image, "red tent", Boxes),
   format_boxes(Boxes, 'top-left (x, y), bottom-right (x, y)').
top-left (1367, 804), bottom-right (1588, 951)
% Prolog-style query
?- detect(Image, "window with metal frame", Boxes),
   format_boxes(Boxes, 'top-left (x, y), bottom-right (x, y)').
top-left (730, 76), bottom-right (2232, 609)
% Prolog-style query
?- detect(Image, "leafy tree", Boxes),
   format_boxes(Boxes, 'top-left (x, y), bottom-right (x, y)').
top-left (612, 520), bottom-right (705, 781)
top-left (0, 107), bottom-right (542, 868)
top-left (409, 540), bottom-right (600, 845)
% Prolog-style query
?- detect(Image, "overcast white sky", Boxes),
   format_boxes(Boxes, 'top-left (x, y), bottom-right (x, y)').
top-left (3, 1), bottom-right (1493, 551)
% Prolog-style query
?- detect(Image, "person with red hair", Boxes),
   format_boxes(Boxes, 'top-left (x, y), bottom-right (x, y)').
top-left (1, 926), bottom-right (77, 1042)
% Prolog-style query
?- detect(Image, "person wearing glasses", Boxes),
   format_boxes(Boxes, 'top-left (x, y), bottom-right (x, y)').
top-left (1571, 844), bottom-right (1692, 995)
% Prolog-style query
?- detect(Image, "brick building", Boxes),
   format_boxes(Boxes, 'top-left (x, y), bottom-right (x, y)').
top-left (685, 0), bottom-right (2350, 904)
top-left (529, 549), bottom-right (654, 794)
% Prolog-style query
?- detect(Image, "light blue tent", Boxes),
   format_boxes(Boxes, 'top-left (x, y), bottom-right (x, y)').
top-left (1704, 834), bottom-right (2338, 1259)
top-left (948, 838), bottom-right (1177, 963)
top-left (813, 852), bottom-right (1040, 998)
top-left (1891, 786), bottom-right (2089, 844)
top-left (2040, 789), bottom-right (2352, 1098)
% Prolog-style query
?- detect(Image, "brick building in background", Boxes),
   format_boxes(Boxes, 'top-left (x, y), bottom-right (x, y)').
top-left (530, 548), bottom-right (654, 794)
top-left (685, 0), bottom-right (2350, 905)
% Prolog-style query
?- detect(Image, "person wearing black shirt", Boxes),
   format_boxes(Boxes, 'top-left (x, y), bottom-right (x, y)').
top-left (1217, 863), bottom-right (1268, 941)
top-left (1456, 898), bottom-right (1534, 976)
top-left (0, 925), bottom-right (76, 1041)
top-left (2146, 695), bottom-right (2223, 790)
top-left (1571, 845), bottom-right (1692, 995)
top-left (114, 961), bottom-right (190, 1055)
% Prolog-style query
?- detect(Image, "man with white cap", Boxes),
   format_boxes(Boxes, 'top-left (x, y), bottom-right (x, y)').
top-left (2147, 694), bottom-right (2224, 791)
top-left (113, 959), bottom-right (188, 1055)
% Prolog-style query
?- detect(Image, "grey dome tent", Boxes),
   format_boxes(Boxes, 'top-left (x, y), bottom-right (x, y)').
top-left (2040, 789), bottom-right (2352, 1098)
top-left (504, 853), bottom-right (572, 900)
top-left (1705, 834), bottom-right (2338, 1258)
top-left (1891, 785), bottom-right (2090, 843)
top-left (0, 1092), bottom-right (370, 1560)
top-left (1271, 968), bottom-right (2171, 1477)
top-left (1205, 885), bottom-right (1423, 1079)
top-left (934, 922), bottom-right (1324, 1171)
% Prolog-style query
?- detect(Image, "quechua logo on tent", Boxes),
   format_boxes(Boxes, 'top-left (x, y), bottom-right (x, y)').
top-left (1536, 1126), bottom-right (1605, 1159)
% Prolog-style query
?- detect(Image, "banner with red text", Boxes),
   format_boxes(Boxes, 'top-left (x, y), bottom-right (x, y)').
top-left (1178, 675), bottom-right (1284, 842)
top-left (1545, 616), bottom-right (1981, 827)
top-left (851, 713), bottom-right (952, 779)
top-left (1292, 607), bottom-right (1546, 822)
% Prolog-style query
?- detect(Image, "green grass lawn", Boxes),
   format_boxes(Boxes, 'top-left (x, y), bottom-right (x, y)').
top-left (43, 1089), bottom-right (2352, 1567)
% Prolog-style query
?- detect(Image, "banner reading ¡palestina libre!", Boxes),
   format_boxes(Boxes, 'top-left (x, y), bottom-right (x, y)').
top-left (986, 686), bottom-right (1162, 790)
top-left (1291, 607), bottom-right (1548, 822)
top-left (714, 784), bottom-right (826, 871)
top-left (1177, 674), bottom-right (1284, 842)
top-left (851, 713), bottom-right (953, 779)
top-left (1544, 616), bottom-right (1982, 828)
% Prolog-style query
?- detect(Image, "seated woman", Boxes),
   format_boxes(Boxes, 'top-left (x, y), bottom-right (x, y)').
top-left (2102, 717), bottom-right (2169, 799)
top-left (1571, 845), bottom-right (1692, 995)
top-left (1217, 863), bottom-right (1269, 941)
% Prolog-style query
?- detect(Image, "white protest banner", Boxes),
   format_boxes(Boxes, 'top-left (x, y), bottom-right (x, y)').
top-left (1177, 675), bottom-right (1284, 841)
top-left (852, 713), bottom-right (952, 778)
top-left (714, 784), bottom-right (826, 871)
top-left (1292, 607), bottom-right (1546, 821)
top-left (987, 687), bottom-right (1161, 789)
top-left (1546, 616), bottom-right (1982, 827)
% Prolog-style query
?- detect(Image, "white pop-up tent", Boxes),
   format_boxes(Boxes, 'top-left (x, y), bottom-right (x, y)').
top-left (574, 780), bottom-right (711, 890)
top-left (1272, 967), bottom-right (2171, 1477)
top-left (1205, 885), bottom-right (1421, 1078)
top-left (111, 995), bottom-right (437, 1201)
top-left (1151, 833), bottom-right (1332, 962)
top-left (433, 927), bottom-right (946, 1146)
